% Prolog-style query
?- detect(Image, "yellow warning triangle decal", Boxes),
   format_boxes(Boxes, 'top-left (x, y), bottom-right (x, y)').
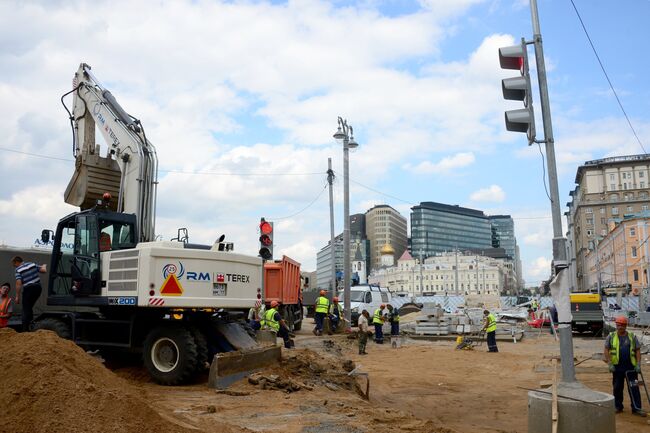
top-left (160, 273), bottom-right (184, 296)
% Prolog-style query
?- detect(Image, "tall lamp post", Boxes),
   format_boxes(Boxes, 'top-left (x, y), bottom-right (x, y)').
top-left (333, 117), bottom-right (358, 330)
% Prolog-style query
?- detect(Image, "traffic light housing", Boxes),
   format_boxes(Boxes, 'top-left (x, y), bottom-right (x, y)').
top-left (259, 218), bottom-right (273, 261)
top-left (499, 38), bottom-right (535, 144)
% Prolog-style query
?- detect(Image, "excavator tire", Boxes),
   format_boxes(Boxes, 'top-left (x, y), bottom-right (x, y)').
top-left (189, 326), bottom-right (209, 373)
top-left (33, 317), bottom-right (72, 340)
top-left (143, 325), bottom-right (198, 385)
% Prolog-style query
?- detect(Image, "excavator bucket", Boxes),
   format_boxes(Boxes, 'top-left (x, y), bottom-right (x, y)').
top-left (207, 323), bottom-right (281, 389)
top-left (65, 151), bottom-right (121, 211)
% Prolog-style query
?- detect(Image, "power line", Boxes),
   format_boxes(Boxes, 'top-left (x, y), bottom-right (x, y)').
top-left (266, 182), bottom-right (329, 220)
top-left (0, 146), bottom-right (324, 176)
top-left (0, 146), bottom-right (72, 162)
top-left (569, 0), bottom-right (647, 154)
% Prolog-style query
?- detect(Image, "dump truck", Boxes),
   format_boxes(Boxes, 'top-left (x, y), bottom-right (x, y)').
top-left (29, 63), bottom-right (280, 386)
top-left (263, 255), bottom-right (303, 330)
top-left (570, 292), bottom-right (604, 335)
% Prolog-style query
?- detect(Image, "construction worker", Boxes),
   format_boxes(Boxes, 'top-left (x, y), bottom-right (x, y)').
top-left (261, 300), bottom-right (293, 349)
top-left (247, 299), bottom-right (264, 330)
top-left (12, 255), bottom-right (46, 332)
top-left (482, 309), bottom-right (498, 353)
top-left (386, 304), bottom-right (400, 336)
top-left (372, 304), bottom-right (386, 344)
top-left (0, 282), bottom-right (14, 328)
top-left (328, 296), bottom-right (343, 334)
top-left (604, 316), bottom-right (645, 416)
top-left (313, 290), bottom-right (329, 336)
top-left (358, 309), bottom-right (370, 355)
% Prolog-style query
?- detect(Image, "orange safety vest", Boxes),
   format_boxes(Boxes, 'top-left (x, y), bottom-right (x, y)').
top-left (0, 296), bottom-right (12, 328)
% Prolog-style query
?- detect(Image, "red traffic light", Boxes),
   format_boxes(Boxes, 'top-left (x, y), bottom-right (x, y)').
top-left (260, 220), bottom-right (273, 235)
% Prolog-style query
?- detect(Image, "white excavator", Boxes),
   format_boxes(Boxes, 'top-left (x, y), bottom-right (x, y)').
top-left (35, 63), bottom-right (279, 385)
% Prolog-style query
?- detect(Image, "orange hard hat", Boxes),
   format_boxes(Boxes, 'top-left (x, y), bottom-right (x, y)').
top-left (380, 304), bottom-right (385, 308)
top-left (320, 290), bottom-right (327, 295)
top-left (614, 316), bottom-right (628, 325)
top-left (333, 296), bottom-right (339, 302)
top-left (270, 300), bottom-right (279, 308)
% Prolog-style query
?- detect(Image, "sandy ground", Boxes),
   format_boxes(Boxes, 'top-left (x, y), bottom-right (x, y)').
top-left (3, 324), bottom-right (649, 433)
top-left (117, 324), bottom-right (649, 433)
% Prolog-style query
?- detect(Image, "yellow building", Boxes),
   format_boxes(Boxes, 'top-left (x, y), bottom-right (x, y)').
top-left (584, 216), bottom-right (650, 297)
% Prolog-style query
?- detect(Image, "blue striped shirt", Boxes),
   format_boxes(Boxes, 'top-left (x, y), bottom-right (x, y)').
top-left (15, 262), bottom-right (41, 287)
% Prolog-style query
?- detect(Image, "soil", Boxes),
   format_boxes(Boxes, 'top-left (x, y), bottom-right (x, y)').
top-left (1, 325), bottom-right (648, 433)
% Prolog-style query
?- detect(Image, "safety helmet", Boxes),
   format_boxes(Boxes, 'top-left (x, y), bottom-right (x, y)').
top-left (332, 296), bottom-right (339, 302)
top-left (614, 316), bottom-right (628, 326)
top-left (320, 290), bottom-right (327, 296)
top-left (270, 300), bottom-right (279, 308)
top-left (380, 304), bottom-right (385, 308)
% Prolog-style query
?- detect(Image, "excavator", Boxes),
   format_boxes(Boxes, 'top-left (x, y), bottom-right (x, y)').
top-left (34, 63), bottom-right (280, 386)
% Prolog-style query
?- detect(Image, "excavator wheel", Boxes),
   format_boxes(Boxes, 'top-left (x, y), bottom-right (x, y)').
top-left (143, 325), bottom-right (198, 385)
top-left (33, 317), bottom-right (72, 340)
top-left (189, 326), bottom-right (210, 373)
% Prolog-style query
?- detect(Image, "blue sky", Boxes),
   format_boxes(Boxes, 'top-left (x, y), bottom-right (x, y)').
top-left (1, 0), bottom-right (649, 287)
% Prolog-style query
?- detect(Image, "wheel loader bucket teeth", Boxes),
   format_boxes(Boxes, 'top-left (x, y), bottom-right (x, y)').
top-left (208, 345), bottom-right (282, 389)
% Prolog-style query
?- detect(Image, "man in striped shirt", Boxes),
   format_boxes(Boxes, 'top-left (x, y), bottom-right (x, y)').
top-left (12, 256), bottom-right (47, 332)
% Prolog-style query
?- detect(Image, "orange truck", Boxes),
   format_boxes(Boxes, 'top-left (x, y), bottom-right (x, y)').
top-left (263, 255), bottom-right (303, 331)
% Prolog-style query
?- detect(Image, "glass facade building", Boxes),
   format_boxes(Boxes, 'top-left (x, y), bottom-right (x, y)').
top-left (411, 202), bottom-right (493, 256)
top-left (488, 215), bottom-right (516, 260)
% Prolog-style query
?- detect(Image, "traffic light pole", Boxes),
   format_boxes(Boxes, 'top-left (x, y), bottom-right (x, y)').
top-left (327, 158), bottom-right (337, 298)
top-left (529, 0), bottom-right (574, 383)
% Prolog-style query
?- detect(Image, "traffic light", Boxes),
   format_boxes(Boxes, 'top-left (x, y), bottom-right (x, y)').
top-left (499, 38), bottom-right (535, 144)
top-left (258, 218), bottom-right (273, 261)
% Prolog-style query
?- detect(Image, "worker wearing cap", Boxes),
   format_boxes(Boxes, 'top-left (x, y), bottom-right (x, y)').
top-left (482, 310), bottom-right (498, 353)
top-left (313, 290), bottom-right (329, 336)
top-left (0, 282), bottom-right (14, 328)
top-left (386, 304), bottom-right (400, 336)
top-left (604, 316), bottom-right (644, 416)
top-left (372, 304), bottom-right (386, 344)
top-left (261, 300), bottom-right (293, 349)
top-left (328, 296), bottom-right (343, 334)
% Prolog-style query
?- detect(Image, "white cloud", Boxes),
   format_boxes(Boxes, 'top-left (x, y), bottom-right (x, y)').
top-left (404, 152), bottom-right (476, 174)
top-left (469, 185), bottom-right (505, 202)
top-left (526, 256), bottom-right (552, 285)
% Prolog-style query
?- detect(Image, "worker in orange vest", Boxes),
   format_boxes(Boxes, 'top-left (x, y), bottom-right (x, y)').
top-left (0, 282), bottom-right (14, 328)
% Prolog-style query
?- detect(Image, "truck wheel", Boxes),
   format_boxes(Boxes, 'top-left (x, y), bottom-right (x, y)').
top-left (33, 318), bottom-right (72, 340)
top-left (143, 325), bottom-right (198, 385)
top-left (189, 326), bottom-right (209, 372)
top-left (293, 318), bottom-right (302, 331)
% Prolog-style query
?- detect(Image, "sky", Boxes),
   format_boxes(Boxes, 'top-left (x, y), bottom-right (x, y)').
top-left (1, 0), bottom-right (649, 287)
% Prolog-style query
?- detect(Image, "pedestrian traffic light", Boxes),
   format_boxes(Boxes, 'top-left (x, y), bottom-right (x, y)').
top-left (499, 38), bottom-right (535, 144)
top-left (258, 218), bottom-right (273, 261)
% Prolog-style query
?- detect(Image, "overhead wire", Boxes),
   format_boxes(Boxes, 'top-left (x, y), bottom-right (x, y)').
top-left (0, 146), bottom-right (324, 176)
top-left (266, 182), bottom-right (329, 220)
top-left (569, 0), bottom-right (647, 154)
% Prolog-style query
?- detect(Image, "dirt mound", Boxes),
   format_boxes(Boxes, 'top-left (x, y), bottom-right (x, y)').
top-left (0, 328), bottom-right (240, 433)
top-left (255, 345), bottom-right (361, 395)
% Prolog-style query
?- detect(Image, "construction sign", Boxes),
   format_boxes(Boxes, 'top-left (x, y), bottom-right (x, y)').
top-left (160, 273), bottom-right (184, 296)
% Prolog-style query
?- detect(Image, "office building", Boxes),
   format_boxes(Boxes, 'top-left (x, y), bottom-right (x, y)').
top-left (365, 205), bottom-right (408, 271)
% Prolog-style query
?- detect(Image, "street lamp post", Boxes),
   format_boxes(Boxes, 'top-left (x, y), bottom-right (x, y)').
top-left (333, 117), bottom-right (358, 331)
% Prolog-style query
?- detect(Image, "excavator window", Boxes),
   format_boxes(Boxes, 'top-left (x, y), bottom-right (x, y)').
top-left (98, 220), bottom-right (135, 251)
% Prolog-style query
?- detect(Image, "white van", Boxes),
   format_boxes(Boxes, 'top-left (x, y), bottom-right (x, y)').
top-left (338, 284), bottom-right (392, 327)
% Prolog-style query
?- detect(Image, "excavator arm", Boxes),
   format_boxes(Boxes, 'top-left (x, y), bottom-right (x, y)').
top-left (64, 63), bottom-right (158, 242)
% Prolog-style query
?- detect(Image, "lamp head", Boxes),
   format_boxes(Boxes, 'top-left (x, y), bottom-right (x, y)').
top-left (333, 126), bottom-right (345, 144)
top-left (348, 138), bottom-right (359, 149)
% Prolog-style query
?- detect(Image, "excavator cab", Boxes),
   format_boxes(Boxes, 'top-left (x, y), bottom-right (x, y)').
top-left (47, 208), bottom-right (137, 306)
